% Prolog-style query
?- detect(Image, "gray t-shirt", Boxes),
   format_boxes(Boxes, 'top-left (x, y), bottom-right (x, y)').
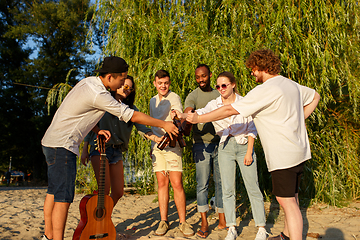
top-left (184, 87), bottom-right (220, 144)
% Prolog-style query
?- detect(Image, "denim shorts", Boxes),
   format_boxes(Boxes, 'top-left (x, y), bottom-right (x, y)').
top-left (151, 145), bottom-right (182, 173)
top-left (42, 146), bottom-right (77, 203)
top-left (89, 145), bottom-right (123, 164)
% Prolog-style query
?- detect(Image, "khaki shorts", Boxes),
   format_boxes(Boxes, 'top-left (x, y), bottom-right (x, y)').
top-left (152, 145), bottom-right (183, 173)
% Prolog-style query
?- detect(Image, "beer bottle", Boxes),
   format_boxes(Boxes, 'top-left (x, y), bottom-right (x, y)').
top-left (157, 133), bottom-right (170, 150)
top-left (182, 110), bottom-right (194, 136)
top-left (173, 116), bottom-right (186, 148)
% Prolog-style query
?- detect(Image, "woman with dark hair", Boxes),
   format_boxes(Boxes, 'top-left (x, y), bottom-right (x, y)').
top-left (81, 75), bottom-right (161, 206)
top-left (120, 75), bottom-right (136, 108)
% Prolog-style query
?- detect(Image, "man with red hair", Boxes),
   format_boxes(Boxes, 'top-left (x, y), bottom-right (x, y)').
top-left (185, 49), bottom-right (320, 240)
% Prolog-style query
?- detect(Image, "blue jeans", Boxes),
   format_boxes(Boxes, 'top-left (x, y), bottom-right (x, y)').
top-left (193, 142), bottom-right (223, 213)
top-left (89, 145), bottom-right (123, 164)
top-left (218, 137), bottom-right (265, 227)
top-left (42, 146), bottom-right (77, 203)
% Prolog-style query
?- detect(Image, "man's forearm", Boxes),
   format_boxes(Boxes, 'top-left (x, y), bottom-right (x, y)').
top-left (197, 105), bottom-right (239, 123)
top-left (131, 111), bottom-right (164, 127)
top-left (131, 111), bottom-right (178, 137)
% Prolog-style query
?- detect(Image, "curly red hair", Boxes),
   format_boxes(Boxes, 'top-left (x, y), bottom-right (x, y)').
top-left (245, 49), bottom-right (281, 75)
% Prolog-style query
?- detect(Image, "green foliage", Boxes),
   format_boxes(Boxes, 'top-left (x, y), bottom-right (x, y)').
top-left (6, 0), bottom-right (94, 88)
top-left (87, 0), bottom-right (359, 205)
top-left (1, 0), bottom-right (96, 180)
top-left (0, 0), bottom-right (47, 179)
top-left (46, 68), bottom-right (75, 114)
top-left (131, 153), bottom-right (155, 195)
top-left (75, 142), bottom-right (97, 194)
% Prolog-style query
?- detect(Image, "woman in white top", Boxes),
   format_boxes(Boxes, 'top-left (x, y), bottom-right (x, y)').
top-left (194, 72), bottom-right (267, 240)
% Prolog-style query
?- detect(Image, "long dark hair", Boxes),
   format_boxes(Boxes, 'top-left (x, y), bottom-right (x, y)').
top-left (110, 75), bottom-right (136, 125)
top-left (121, 75), bottom-right (136, 109)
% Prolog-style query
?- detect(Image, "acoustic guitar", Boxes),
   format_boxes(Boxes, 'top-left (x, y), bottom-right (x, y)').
top-left (73, 135), bottom-right (116, 240)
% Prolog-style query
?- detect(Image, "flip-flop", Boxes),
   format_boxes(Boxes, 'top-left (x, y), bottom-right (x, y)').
top-left (196, 229), bottom-right (209, 238)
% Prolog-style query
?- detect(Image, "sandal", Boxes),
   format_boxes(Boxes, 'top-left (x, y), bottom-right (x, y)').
top-left (196, 229), bottom-right (209, 238)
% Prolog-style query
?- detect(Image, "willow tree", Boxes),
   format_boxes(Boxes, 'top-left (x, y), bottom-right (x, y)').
top-left (88, 0), bottom-right (360, 205)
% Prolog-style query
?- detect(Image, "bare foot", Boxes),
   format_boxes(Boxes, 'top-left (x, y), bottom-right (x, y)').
top-left (198, 212), bottom-right (209, 236)
top-left (217, 224), bottom-right (227, 230)
top-left (218, 212), bottom-right (227, 229)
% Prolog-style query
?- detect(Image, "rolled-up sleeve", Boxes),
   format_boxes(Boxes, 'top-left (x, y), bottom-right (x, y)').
top-left (195, 99), bottom-right (217, 115)
top-left (172, 94), bottom-right (183, 113)
top-left (300, 85), bottom-right (316, 106)
top-left (184, 92), bottom-right (196, 110)
top-left (94, 92), bottom-right (134, 123)
top-left (246, 118), bottom-right (257, 139)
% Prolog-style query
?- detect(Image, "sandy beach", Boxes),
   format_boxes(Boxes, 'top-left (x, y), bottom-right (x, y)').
top-left (0, 187), bottom-right (359, 240)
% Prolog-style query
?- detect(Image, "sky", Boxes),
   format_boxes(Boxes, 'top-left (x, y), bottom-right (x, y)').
top-left (23, 0), bottom-right (101, 61)
top-left (24, 38), bottom-right (102, 62)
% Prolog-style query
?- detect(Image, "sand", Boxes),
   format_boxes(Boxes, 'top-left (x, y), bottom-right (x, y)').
top-left (0, 186), bottom-right (359, 240)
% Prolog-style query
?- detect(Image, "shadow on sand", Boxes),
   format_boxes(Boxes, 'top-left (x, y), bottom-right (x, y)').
top-left (114, 198), bottom-right (199, 237)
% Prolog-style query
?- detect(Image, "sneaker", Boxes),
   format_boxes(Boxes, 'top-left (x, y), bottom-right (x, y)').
top-left (40, 235), bottom-right (52, 240)
top-left (255, 227), bottom-right (268, 240)
top-left (225, 226), bottom-right (238, 240)
top-left (155, 220), bottom-right (169, 236)
top-left (179, 221), bottom-right (195, 237)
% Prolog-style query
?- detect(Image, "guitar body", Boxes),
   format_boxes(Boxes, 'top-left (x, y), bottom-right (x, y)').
top-left (73, 194), bottom-right (116, 240)
top-left (73, 135), bottom-right (116, 240)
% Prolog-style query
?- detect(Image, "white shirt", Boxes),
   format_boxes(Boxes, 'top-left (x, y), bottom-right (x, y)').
top-left (196, 94), bottom-right (257, 145)
top-left (149, 91), bottom-right (183, 150)
top-left (231, 75), bottom-right (316, 172)
top-left (42, 76), bottom-right (134, 156)
top-left (149, 91), bottom-right (183, 137)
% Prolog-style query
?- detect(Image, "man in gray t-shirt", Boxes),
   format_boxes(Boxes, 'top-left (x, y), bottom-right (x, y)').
top-left (184, 64), bottom-right (226, 237)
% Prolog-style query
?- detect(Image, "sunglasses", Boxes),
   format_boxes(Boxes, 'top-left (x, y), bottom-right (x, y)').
top-left (215, 83), bottom-right (231, 90)
top-left (123, 84), bottom-right (134, 92)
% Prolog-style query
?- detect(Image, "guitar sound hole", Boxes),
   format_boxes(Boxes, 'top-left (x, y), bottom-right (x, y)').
top-left (95, 207), bottom-right (105, 219)
top-left (90, 233), bottom-right (109, 239)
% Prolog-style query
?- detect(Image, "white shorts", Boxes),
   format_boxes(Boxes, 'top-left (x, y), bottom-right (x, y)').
top-left (152, 144), bottom-right (182, 173)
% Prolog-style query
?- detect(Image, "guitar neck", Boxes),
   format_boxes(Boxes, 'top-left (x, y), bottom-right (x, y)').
top-left (97, 153), bottom-right (106, 209)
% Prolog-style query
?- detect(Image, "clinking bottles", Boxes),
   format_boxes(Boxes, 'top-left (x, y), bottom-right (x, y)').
top-left (173, 116), bottom-right (186, 148)
top-left (182, 113), bottom-right (193, 136)
top-left (157, 115), bottom-right (191, 150)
